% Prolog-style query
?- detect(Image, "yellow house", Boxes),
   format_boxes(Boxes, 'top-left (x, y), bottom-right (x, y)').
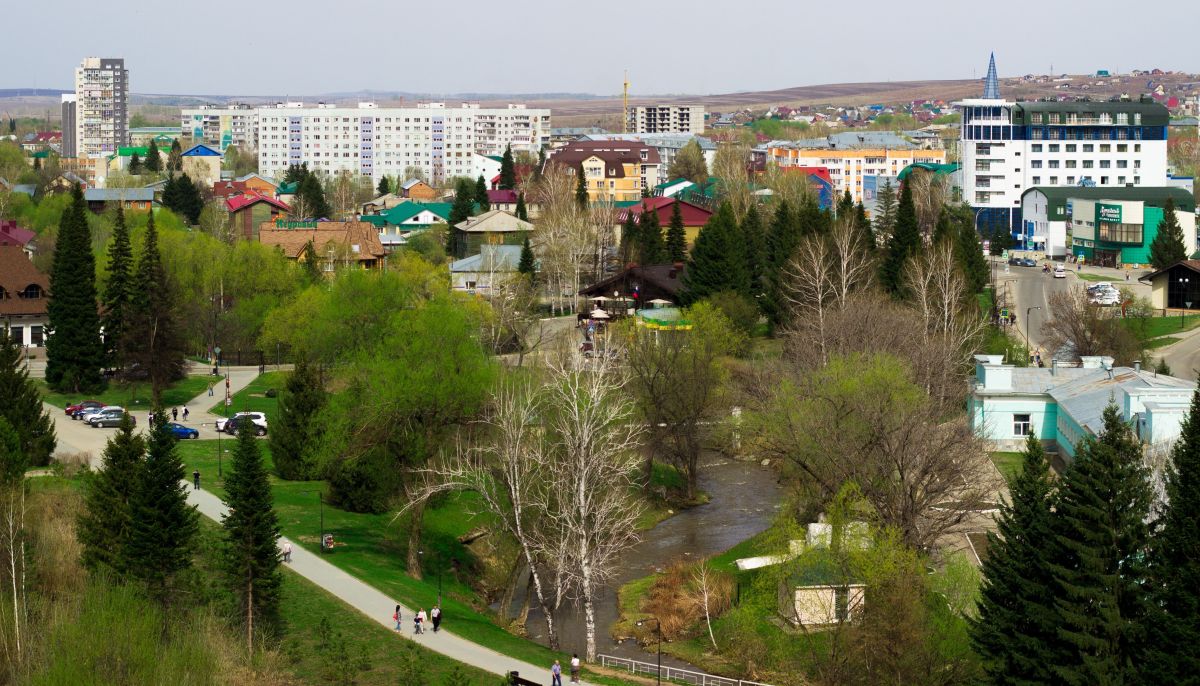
top-left (546, 141), bottom-right (662, 203)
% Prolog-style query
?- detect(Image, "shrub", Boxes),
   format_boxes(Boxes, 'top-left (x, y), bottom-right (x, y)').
top-left (327, 448), bottom-right (401, 514)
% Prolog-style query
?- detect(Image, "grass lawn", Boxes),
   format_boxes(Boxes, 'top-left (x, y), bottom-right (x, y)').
top-left (209, 370), bottom-right (287, 419)
top-left (37, 375), bottom-right (212, 412)
top-left (1123, 314), bottom-right (1200, 341)
top-left (989, 451), bottom-right (1024, 481)
top-left (1146, 336), bottom-right (1182, 350)
top-left (1076, 272), bottom-right (1115, 282)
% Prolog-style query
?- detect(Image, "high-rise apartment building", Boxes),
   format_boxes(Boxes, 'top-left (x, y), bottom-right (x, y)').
top-left (626, 105), bottom-right (704, 134)
top-left (73, 57), bottom-right (128, 157)
top-left (181, 104), bottom-right (259, 151)
top-left (60, 95), bottom-right (77, 158)
top-left (256, 102), bottom-right (551, 186)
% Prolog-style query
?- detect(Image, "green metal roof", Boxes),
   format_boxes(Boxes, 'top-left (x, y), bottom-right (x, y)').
top-left (378, 202), bottom-right (454, 226)
top-left (897, 162), bottom-right (961, 181)
top-left (654, 178), bottom-right (694, 191)
top-left (117, 146), bottom-right (151, 157)
top-left (1022, 186), bottom-right (1195, 212)
top-left (276, 181), bottom-right (299, 195)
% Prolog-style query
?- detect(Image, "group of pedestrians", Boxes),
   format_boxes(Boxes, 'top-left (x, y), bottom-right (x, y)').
top-left (550, 655), bottom-right (581, 685)
top-left (392, 604), bottom-right (442, 634)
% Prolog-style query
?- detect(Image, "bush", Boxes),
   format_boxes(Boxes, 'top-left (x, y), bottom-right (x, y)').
top-left (640, 559), bottom-right (734, 641)
top-left (327, 448), bottom-right (401, 514)
top-left (265, 388), bottom-right (277, 398)
top-left (705, 291), bottom-right (759, 349)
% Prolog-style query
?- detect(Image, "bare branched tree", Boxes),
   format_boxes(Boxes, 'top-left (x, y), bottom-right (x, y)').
top-left (905, 168), bottom-right (953, 237)
top-left (1039, 289), bottom-right (1142, 364)
top-left (711, 142), bottom-right (753, 221)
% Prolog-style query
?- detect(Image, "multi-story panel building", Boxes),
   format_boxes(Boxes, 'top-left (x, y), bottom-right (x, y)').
top-left (60, 95), bottom-right (77, 158)
top-left (256, 102), bottom-right (550, 186)
top-left (763, 146), bottom-right (947, 203)
top-left (73, 57), bottom-right (128, 157)
top-left (544, 140), bottom-right (662, 203)
top-left (181, 104), bottom-right (259, 151)
top-left (627, 105), bottom-right (704, 134)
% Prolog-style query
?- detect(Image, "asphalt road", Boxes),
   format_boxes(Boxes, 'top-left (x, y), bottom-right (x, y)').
top-left (991, 259), bottom-right (1073, 354)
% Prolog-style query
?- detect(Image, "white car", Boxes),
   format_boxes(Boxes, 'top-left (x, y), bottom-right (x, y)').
top-left (215, 411), bottom-right (268, 433)
top-left (1053, 266), bottom-right (1066, 279)
top-left (79, 405), bottom-right (122, 423)
top-left (1090, 290), bottom-right (1121, 306)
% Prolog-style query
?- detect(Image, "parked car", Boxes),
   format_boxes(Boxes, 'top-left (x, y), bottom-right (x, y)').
top-left (1053, 266), bottom-right (1066, 279)
top-left (89, 408), bottom-right (134, 428)
top-left (66, 400), bottom-right (104, 418)
top-left (79, 405), bottom-right (122, 424)
top-left (215, 411), bottom-right (267, 433)
top-left (223, 416), bottom-right (267, 437)
top-left (1087, 282), bottom-right (1113, 293)
top-left (1090, 290), bottom-right (1121, 306)
top-left (166, 423), bottom-right (200, 440)
top-left (1021, 258), bottom-right (1039, 267)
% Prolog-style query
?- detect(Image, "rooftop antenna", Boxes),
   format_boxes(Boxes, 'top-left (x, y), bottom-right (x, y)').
top-left (622, 70), bottom-right (630, 134)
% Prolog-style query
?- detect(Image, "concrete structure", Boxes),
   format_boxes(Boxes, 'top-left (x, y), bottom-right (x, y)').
top-left (449, 244), bottom-right (523, 293)
top-left (180, 144), bottom-right (223, 187)
top-left (73, 57), bottom-right (129, 157)
top-left (761, 145), bottom-right (946, 203)
top-left (626, 105), bottom-right (704, 134)
top-left (968, 354), bottom-right (1195, 459)
top-left (256, 102), bottom-right (550, 186)
top-left (580, 133), bottom-right (716, 186)
top-left (60, 95), bottom-right (77, 158)
top-left (181, 104), bottom-right (259, 151)
top-left (545, 140), bottom-right (662, 203)
top-left (0, 245), bottom-right (50, 348)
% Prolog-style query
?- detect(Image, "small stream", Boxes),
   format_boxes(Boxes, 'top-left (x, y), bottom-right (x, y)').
top-left (505, 456), bottom-right (784, 669)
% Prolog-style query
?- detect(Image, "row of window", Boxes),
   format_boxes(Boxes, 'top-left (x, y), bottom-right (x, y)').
top-left (1030, 143), bottom-right (1141, 153)
top-left (1031, 159), bottom-right (1135, 169)
top-left (4, 326), bottom-right (43, 347)
top-left (1030, 175), bottom-right (1139, 185)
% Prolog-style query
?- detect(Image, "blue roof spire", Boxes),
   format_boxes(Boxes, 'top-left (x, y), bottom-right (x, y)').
top-left (983, 53), bottom-right (1000, 99)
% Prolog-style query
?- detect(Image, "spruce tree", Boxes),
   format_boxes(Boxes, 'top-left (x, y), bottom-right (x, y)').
top-left (836, 189), bottom-right (854, 221)
top-left (665, 199), bottom-right (688, 263)
top-left (1048, 404), bottom-right (1154, 686)
top-left (873, 179), bottom-right (898, 243)
top-left (517, 236), bottom-right (536, 282)
top-left (223, 418), bottom-right (283, 649)
top-left (681, 203), bottom-right (749, 304)
top-left (741, 205), bottom-right (766, 298)
top-left (45, 184), bottom-right (105, 394)
top-left (474, 175), bottom-right (490, 212)
top-left (125, 411), bottom-right (199, 602)
top-left (932, 210), bottom-right (954, 246)
top-left (762, 199), bottom-right (800, 327)
top-left (796, 196), bottom-right (830, 237)
top-left (956, 215), bottom-right (989, 295)
top-left (144, 140), bottom-right (162, 172)
top-left (297, 173), bottom-right (330, 219)
top-left (635, 204), bottom-right (664, 264)
top-left (301, 239), bottom-right (323, 284)
top-left (124, 211), bottom-right (186, 403)
top-left (1149, 197), bottom-right (1187, 270)
top-left (575, 167), bottom-right (589, 209)
top-left (854, 201), bottom-right (872, 249)
top-left (376, 176), bottom-right (390, 196)
top-left (619, 207), bottom-right (640, 266)
top-left (168, 139), bottom-right (183, 172)
top-left (972, 432), bottom-right (1060, 685)
top-left (102, 205), bottom-right (134, 368)
top-left (499, 145), bottom-right (516, 190)
top-left (448, 179), bottom-right (475, 258)
top-left (0, 327), bottom-right (55, 466)
top-left (269, 361), bottom-right (327, 480)
top-left (77, 414), bottom-right (144, 575)
top-left (1142, 387), bottom-right (1200, 682)
top-left (0, 418), bottom-right (23, 486)
top-left (129, 152), bottom-right (141, 175)
top-left (515, 192), bottom-right (528, 221)
top-left (879, 182), bottom-right (920, 298)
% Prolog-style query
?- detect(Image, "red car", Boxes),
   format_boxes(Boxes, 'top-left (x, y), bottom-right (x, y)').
top-left (66, 400), bottom-right (104, 419)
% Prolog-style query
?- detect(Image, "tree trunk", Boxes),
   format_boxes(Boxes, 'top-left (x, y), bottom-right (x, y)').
top-left (582, 584), bottom-right (597, 662)
top-left (246, 576), bottom-right (254, 653)
top-left (406, 498), bottom-right (426, 578)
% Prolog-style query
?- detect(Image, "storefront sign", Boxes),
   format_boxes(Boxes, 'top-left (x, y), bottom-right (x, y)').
top-left (1097, 203), bottom-right (1122, 223)
top-left (275, 219), bottom-right (319, 229)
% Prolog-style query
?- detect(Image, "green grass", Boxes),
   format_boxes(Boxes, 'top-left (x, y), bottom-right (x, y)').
top-left (1075, 272), bottom-right (1115, 282)
top-left (208, 370), bottom-right (287, 419)
top-left (1123, 314), bottom-right (1200, 341)
top-left (1146, 336), bottom-right (1182, 350)
top-left (989, 451), bottom-right (1024, 481)
top-left (37, 375), bottom-right (213, 412)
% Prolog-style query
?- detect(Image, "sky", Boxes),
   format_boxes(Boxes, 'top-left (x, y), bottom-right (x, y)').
top-left (3, 0), bottom-right (1195, 97)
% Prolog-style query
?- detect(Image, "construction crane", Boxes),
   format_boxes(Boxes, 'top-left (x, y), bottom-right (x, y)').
top-left (622, 71), bottom-right (630, 133)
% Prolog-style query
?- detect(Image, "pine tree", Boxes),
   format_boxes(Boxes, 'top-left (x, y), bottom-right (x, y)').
top-left (836, 189), bottom-right (854, 221)
top-left (129, 152), bottom-right (142, 175)
top-left (854, 200), bottom-right (873, 251)
top-left (879, 182), bottom-right (920, 297)
top-left (1142, 387), bottom-right (1200, 682)
top-left (499, 145), bottom-right (516, 190)
top-left (102, 205), bottom-right (134, 367)
top-left (932, 210), bottom-right (954, 246)
top-left (972, 432), bottom-right (1060, 685)
top-left (0, 327), bottom-right (55, 466)
top-left (77, 415), bottom-right (144, 575)
top-left (575, 167), bottom-right (589, 209)
top-left (796, 195), bottom-right (829, 237)
top-left (297, 173), bottom-right (331, 219)
top-left (619, 207), bottom-right (640, 266)
top-left (517, 235), bottom-right (536, 282)
top-left (376, 176), bottom-right (390, 196)
top-left (515, 192), bottom-right (528, 221)
top-left (223, 418), bottom-right (283, 649)
top-left (448, 179), bottom-right (475, 258)
top-left (1149, 197), bottom-right (1187, 270)
top-left (1048, 404), bottom-right (1153, 686)
top-left (124, 211), bottom-right (186, 403)
top-left (144, 140), bottom-right (162, 172)
top-left (635, 204), bottom-right (664, 264)
top-left (269, 361), bottom-right (327, 480)
top-left (681, 203), bottom-right (749, 304)
top-left (666, 199), bottom-right (688, 263)
top-left (741, 205), bottom-right (766, 298)
top-left (873, 179), bottom-right (898, 243)
top-left (125, 411), bottom-right (199, 602)
top-left (762, 199), bottom-right (800, 326)
top-left (163, 173), bottom-right (203, 224)
top-left (1155, 358), bottom-right (1172, 376)
top-left (956, 215), bottom-right (989, 295)
top-left (474, 175), bottom-right (490, 212)
top-left (45, 184), bottom-right (106, 394)
top-left (168, 139), bottom-right (183, 172)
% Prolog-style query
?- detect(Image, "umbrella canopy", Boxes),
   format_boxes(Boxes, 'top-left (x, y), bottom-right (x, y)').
top-left (647, 298), bottom-right (673, 306)
top-left (589, 309), bottom-right (611, 319)
top-left (591, 296), bottom-right (611, 302)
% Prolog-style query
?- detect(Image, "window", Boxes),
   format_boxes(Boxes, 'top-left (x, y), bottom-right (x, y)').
top-left (18, 284), bottom-right (41, 299)
top-left (1031, 160), bottom-right (1043, 168)
top-left (1066, 160), bottom-right (1077, 168)
top-left (1050, 176), bottom-right (1059, 184)
top-left (1118, 176), bottom-right (1127, 184)
top-left (1100, 160), bottom-right (1111, 168)
top-left (1083, 144), bottom-right (1094, 152)
top-left (1014, 414), bottom-right (1032, 436)
top-left (1117, 144), bottom-right (1128, 152)
top-left (1083, 160), bottom-right (1094, 168)
top-left (1032, 176), bottom-right (1041, 185)
top-left (7, 327), bottom-right (21, 345)
top-left (30, 326), bottom-right (42, 347)
top-left (1117, 160), bottom-right (1128, 168)
top-left (1099, 222), bottom-right (1143, 244)
top-left (1135, 144), bottom-right (1141, 152)
top-left (1031, 144), bottom-right (1043, 152)
top-left (1049, 160), bottom-right (1060, 168)
top-left (1100, 144), bottom-right (1111, 153)
top-left (1067, 176), bottom-right (1076, 184)
top-left (1049, 144), bottom-right (1060, 152)
top-left (1066, 144), bottom-right (1077, 152)
top-left (1101, 176), bottom-right (1110, 185)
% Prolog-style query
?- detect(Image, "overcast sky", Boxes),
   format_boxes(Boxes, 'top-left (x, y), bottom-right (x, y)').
top-left (4, 0), bottom-right (1194, 96)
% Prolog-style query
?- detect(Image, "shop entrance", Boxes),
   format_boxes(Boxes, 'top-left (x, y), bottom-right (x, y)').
top-left (1093, 249), bottom-right (1120, 268)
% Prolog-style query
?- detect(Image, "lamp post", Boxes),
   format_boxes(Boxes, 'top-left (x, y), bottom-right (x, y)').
top-left (1025, 306), bottom-right (1042, 354)
top-left (216, 424), bottom-right (223, 479)
top-left (1181, 277), bottom-right (1191, 328)
top-left (635, 616), bottom-right (662, 686)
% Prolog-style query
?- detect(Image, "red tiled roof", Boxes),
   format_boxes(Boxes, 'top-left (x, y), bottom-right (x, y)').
top-left (226, 193), bottom-right (290, 213)
top-left (487, 189), bottom-right (519, 204)
top-left (616, 197), bottom-right (713, 225)
top-left (0, 220), bottom-right (35, 246)
top-left (0, 245), bottom-right (49, 316)
top-left (212, 180), bottom-right (249, 199)
top-left (258, 221), bottom-right (386, 262)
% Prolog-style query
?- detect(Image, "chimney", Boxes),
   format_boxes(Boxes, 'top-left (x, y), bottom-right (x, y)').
top-left (1051, 359), bottom-right (1058, 376)
top-left (1135, 360), bottom-right (1142, 372)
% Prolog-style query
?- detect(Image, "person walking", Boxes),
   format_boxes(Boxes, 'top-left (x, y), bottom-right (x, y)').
top-left (393, 605), bottom-right (402, 632)
top-left (570, 654), bottom-right (580, 683)
top-left (281, 540), bottom-right (292, 563)
top-left (208, 382), bottom-right (214, 397)
top-left (431, 605), bottom-right (441, 632)
top-left (172, 406), bottom-right (179, 421)
top-left (551, 660), bottom-right (563, 686)
top-left (192, 470), bottom-right (201, 490)
top-left (415, 607), bottom-right (427, 634)
top-left (183, 406), bottom-right (190, 421)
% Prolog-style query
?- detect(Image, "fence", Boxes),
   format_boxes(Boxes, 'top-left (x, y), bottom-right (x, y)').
top-left (596, 655), bottom-right (774, 686)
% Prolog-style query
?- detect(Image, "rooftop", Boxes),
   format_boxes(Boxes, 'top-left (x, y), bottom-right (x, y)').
top-left (0, 245), bottom-right (50, 316)
top-left (449, 244), bottom-right (523, 273)
top-left (1021, 186), bottom-right (1195, 212)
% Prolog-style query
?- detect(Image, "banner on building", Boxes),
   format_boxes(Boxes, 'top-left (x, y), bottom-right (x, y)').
top-left (1097, 203), bottom-right (1122, 223)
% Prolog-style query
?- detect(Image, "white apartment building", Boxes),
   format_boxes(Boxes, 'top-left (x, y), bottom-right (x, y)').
top-left (256, 102), bottom-right (551, 186)
top-left (73, 57), bottom-right (128, 157)
top-left (626, 105), bottom-right (705, 134)
top-left (181, 104), bottom-right (259, 152)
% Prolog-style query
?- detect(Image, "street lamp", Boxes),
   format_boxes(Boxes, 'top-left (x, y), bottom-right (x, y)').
top-left (1181, 277), bottom-right (1191, 328)
top-left (635, 616), bottom-right (662, 686)
top-left (1025, 306), bottom-right (1042, 356)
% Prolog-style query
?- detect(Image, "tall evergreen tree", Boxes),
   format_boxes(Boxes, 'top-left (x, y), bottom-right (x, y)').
top-left (0, 327), bottom-right (55, 466)
top-left (635, 204), bottom-right (664, 264)
top-left (1048, 404), bottom-right (1154, 686)
top-left (972, 432), bottom-right (1060, 685)
top-left (144, 140), bottom-right (162, 172)
top-left (515, 192), bottom-right (528, 221)
top-left (665, 199), bottom-right (688, 263)
top-left (168, 139), bottom-right (183, 172)
top-left (499, 145), bottom-right (516, 190)
top-left (269, 361), bottom-right (327, 480)
top-left (575, 167), bottom-right (589, 209)
top-left (762, 199), bottom-right (800, 326)
top-left (298, 173), bottom-right (331, 219)
top-left (448, 179), bottom-right (475, 258)
top-left (879, 182), bottom-right (920, 297)
top-left (102, 205), bottom-right (134, 367)
top-left (125, 411), bottom-right (199, 602)
top-left (873, 179), bottom-right (898, 243)
top-left (932, 210), bottom-right (954, 246)
top-left (0, 418), bottom-right (23, 486)
top-left (474, 175), bottom-right (490, 212)
top-left (1143, 387), bottom-right (1200, 682)
top-left (1149, 197), bottom-right (1187, 270)
top-left (124, 211), bottom-right (186, 403)
top-left (300, 239), bottom-right (324, 283)
top-left (223, 418), bottom-right (283, 649)
top-left (128, 152), bottom-right (142, 175)
top-left (45, 184), bottom-right (106, 393)
top-left (77, 415), bottom-right (144, 575)
top-left (619, 207), bottom-right (640, 266)
top-left (376, 176), bottom-right (391, 196)
top-left (517, 235), bottom-right (536, 282)
top-left (836, 189), bottom-right (854, 221)
top-left (741, 205), bottom-right (766, 298)
top-left (162, 173), bottom-right (204, 224)
top-left (955, 213), bottom-right (990, 295)
top-left (854, 200), bottom-right (873, 250)
top-left (796, 195), bottom-right (829, 237)
top-left (681, 203), bottom-right (749, 304)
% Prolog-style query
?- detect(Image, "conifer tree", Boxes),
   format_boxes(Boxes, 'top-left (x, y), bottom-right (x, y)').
top-left (836, 189), bottom-right (854, 221)
top-left (77, 415), bottom-right (144, 574)
top-left (1143, 387), bottom-right (1200, 682)
top-left (301, 240), bottom-right (323, 283)
top-left (448, 179), bottom-right (475, 258)
top-left (128, 152), bottom-right (141, 175)
top-left (474, 175), bottom-right (490, 212)
top-left (297, 172), bottom-right (331, 219)
top-left (873, 179), bottom-right (898, 243)
top-left (376, 176), bottom-right (390, 196)
top-left (0, 327), bottom-right (55, 466)
top-left (741, 205), bottom-right (766, 298)
top-left (1149, 197), bottom-right (1187, 270)
top-left (223, 418), bottom-right (282, 650)
top-left (619, 207), bottom-right (640, 266)
top-left (144, 140), bottom-right (162, 172)
top-left (125, 411), bottom-right (199, 602)
top-left (956, 215), bottom-right (990, 295)
top-left (665, 199), bottom-right (688, 263)
top-left (879, 181), bottom-right (920, 297)
top-left (681, 203), bottom-right (749, 304)
top-left (575, 167), bottom-right (589, 209)
top-left (1048, 404), bottom-right (1153, 686)
top-left (796, 195), bottom-right (830, 237)
top-left (499, 145), bottom-right (516, 190)
top-left (269, 361), bottom-right (327, 480)
top-left (932, 210), bottom-right (954, 246)
top-left (124, 211), bottom-right (186, 403)
top-left (45, 184), bottom-right (105, 393)
top-left (636, 204), bottom-right (664, 264)
top-left (762, 199), bottom-right (799, 326)
top-left (0, 418), bottom-right (22, 486)
top-left (972, 432), bottom-right (1059, 685)
top-left (515, 192), bottom-right (528, 221)
top-left (102, 205), bottom-right (134, 367)
top-left (517, 235), bottom-right (536, 282)
top-left (168, 139), bottom-right (183, 172)
top-left (854, 201), bottom-right (872, 249)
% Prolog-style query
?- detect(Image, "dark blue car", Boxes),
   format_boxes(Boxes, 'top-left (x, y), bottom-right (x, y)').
top-left (167, 423), bottom-right (200, 440)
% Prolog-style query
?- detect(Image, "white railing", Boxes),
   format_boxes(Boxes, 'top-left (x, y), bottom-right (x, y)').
top-left (597, 655), bottom-right (774, 686)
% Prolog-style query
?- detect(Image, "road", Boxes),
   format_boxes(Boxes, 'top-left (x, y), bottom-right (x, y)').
top-left (991, 258), bottom-right (1072, 354)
